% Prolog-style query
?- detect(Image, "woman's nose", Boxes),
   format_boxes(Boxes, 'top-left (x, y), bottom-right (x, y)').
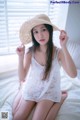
top-left (38, 32), bottom-right (43, 39)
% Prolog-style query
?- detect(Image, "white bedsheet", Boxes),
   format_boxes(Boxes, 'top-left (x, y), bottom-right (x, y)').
top-left (0, 73), bottom-right (80, 120)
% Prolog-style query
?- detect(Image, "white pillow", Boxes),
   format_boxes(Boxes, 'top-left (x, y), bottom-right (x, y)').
top-left (77, 69), bottom-right (80, 79)
top-left (67, 41), bottom-right (80, 69)
top-left (61, 40), bottom-right (80, 79)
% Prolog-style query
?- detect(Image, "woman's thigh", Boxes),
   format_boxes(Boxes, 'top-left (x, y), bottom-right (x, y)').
top-left (12, 90), bottom-right (22, 114)
top-left (12, 92), bottom-right (36, 120)
top-left (32, 100), bottom-right (54, 120)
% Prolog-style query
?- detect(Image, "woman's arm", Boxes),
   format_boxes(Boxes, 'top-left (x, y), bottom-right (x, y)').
top-left (16, 45), bottom-right (31, 82)
top-left (58, 30), bottom-right (77, 78)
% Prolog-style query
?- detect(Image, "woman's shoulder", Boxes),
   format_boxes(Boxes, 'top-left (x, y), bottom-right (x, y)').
top-left (53, 46), bottom-right (60, 55)
top-left (56, 47), bottom-right (63, 61)
top-left (53, 46), bottom-right (61, 61)
top-left (25, 46), bottom-right (33, 59)
top-left (54, 46), bottom-right (60, 51)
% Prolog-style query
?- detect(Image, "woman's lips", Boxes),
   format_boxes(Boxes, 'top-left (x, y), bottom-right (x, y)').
top-left (40, 39), bottom-right (45, 42)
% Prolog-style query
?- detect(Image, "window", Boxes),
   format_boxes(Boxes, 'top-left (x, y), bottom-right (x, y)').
top-left (0, 0), bottom-right (49, 55)
top-left (0, 0), bottom-right (69, 73)
top-left (0, 0), bottom-right (69, 55)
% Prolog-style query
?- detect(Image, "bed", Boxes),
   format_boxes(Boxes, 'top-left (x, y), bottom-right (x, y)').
top-left (0, 41), bottom-right (80, 120)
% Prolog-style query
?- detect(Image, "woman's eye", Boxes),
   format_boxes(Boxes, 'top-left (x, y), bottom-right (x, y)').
top-left (42, 29), bottom-right (46, 31)
top-left (33, 31), bottom-right (38, 34)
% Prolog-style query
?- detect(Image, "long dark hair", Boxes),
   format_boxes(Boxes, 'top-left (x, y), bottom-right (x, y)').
top-left (31, 24), bottom-right (54, 80)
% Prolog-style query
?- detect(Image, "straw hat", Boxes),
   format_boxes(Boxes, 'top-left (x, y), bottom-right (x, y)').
top-left (19, 14), bottom-right (60, 44)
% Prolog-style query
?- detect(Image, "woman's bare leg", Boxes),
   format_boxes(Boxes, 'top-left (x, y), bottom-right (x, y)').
top-left (32, 100), bottom-right (54, 120)
top-left (46, 91), bottom-right (67, 120)
top-left (12, 90), bottom-right (22, 115)
top-left (12, 91), bottom-right (36, 120)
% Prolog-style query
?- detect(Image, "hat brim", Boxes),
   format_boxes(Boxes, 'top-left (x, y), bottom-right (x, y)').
top-left (19, 18), bottom-right (60, 44)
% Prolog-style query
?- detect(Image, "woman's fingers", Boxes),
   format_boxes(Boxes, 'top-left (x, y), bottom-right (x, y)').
top-left (59, 30), bottom-right (68, 41)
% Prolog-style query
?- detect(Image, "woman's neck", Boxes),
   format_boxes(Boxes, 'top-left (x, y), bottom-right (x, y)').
top-left (39, 45), bottom-right (47, 53)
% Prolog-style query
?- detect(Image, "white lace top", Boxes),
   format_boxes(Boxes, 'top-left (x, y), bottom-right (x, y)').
top-left (22, 48), bottom-right (61, 102)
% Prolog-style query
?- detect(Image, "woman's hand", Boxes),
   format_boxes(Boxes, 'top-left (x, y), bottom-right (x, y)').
top-left (16, 44), bottom-right (25, 57)
top-left (19, 80), bottom-right (25, 90)
top-left (59, 30), bottom-right (68, 48)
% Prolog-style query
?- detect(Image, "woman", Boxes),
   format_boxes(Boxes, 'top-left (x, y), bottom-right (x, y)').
top-left (12, 14), bottom-right (77, 120)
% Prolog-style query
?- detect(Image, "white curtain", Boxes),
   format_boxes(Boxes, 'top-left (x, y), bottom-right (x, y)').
top-left (0, 0), bottom-right (68, 55)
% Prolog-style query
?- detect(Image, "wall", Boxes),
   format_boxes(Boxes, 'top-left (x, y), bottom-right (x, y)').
top-left (65, 2), bottom-right (80, 79)
top-left (65, 3), bottom-right (80, 42)
top-left (53, 4), bottom-right (69, 47)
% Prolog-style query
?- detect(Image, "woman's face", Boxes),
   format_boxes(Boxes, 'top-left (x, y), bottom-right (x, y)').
top-left (32, 24), bottom-right (49, 45)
